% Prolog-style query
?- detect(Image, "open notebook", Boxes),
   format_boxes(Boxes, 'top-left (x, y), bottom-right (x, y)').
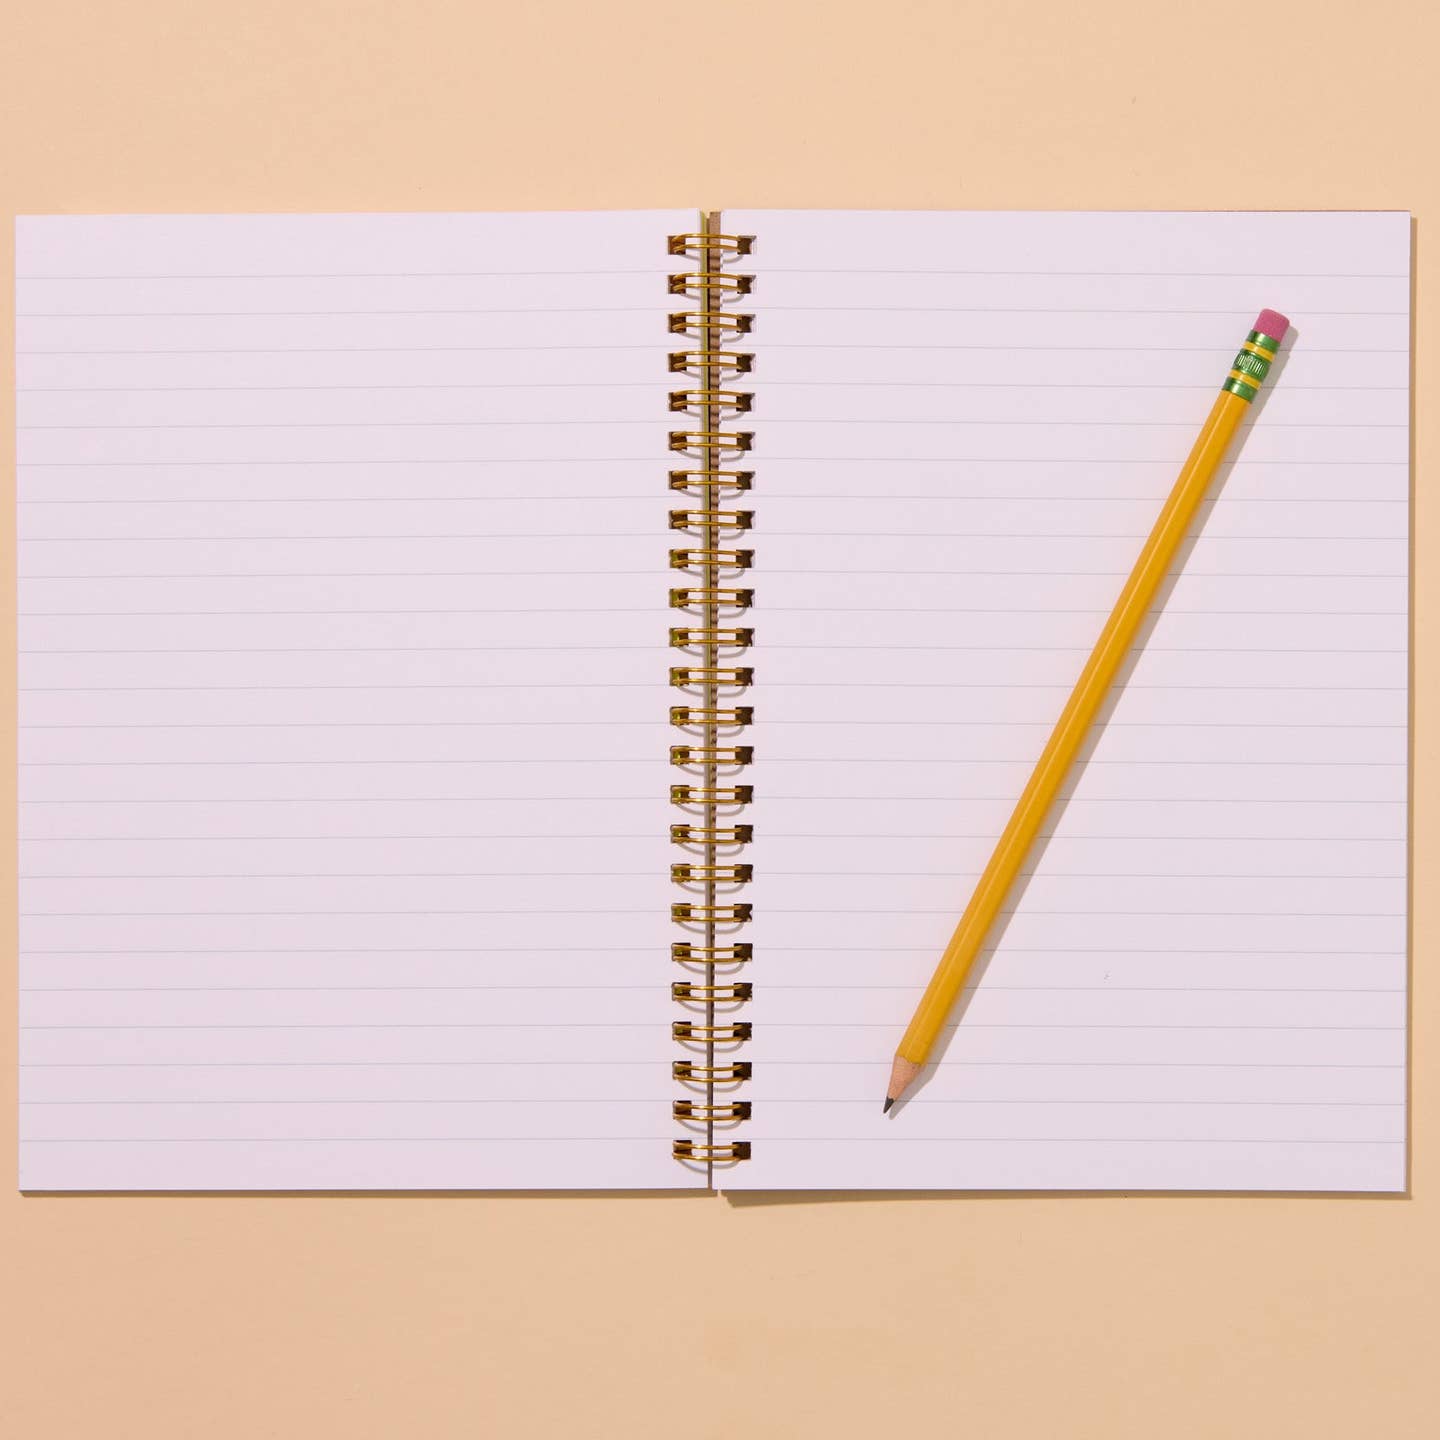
top-left (16, 209), bottom-right (1410, 1192)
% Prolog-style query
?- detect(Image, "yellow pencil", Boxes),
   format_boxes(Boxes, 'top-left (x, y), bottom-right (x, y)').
top-left (884, 309), bottom-right (1291, 1112)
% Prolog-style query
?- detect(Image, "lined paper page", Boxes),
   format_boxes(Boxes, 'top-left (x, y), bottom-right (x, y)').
top-left (727, 210), bottom-right (1409, 1191)
top-left (17, 211), bottom-right (692, 1190)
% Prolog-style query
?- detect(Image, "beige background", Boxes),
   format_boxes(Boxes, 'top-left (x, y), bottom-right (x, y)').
top-left (1, 1), bottom-right (1433, 1434)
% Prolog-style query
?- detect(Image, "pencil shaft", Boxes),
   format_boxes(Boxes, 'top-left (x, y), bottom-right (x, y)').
top-left (895, 388), bottom-right (1248, 1067)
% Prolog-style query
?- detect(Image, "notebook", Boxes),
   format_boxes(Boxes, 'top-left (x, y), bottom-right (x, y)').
top-left (15, 208), bottom-right (1410, 1193)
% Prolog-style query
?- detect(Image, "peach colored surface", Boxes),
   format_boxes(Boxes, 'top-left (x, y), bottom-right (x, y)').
top-left (3, 2), bottom-right (1434, 1435)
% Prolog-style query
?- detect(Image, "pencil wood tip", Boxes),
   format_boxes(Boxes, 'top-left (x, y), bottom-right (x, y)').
top-left (886, 1055), bottom-right (924, 1110)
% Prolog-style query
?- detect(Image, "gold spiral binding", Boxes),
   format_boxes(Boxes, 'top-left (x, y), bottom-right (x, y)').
top-left (669, 706), bottom-right (754, 728)
top-left (671, 903), bottom-right (752, 925)
top-left (672, 864), bottom-right (753, 884)
top-left (669, 625), bottom-right (754, 647)
top-left (668, 390), bottom-right (753, 412)
top-left (668, 666), bottom-right (753, 688)
top-left (668, 429), bottom-right (754, 454)
top-left (669, 547), bottom-right (753, 570)
top-left (670, 784), bottom-right (753, 806)
top-left (672, 982), bottom-right (753, 1003)
top-left (668, 233), bottom-right (753, 256)
top-left (672, 1140), bottom-right (752, 1163)
top-left (669, 745), bottom-right (754, 767)
top-left (668, 351), bottom-right (754, 374)
top-left (673, 1060), bottom-right (752, 1083)
top-left (670, 825), bottom-right (754, 847)
top-left (669, 587), bottom-right (753, 610)
top-left (668, 214), bottom-right (755, 1178)
top-left (671, 942), bottom-right (753, 964)
top-left (673, 1100), bottom-right (752, 1121)
top-left (668, 273), bottom-right (754, 296)
top-left (668, 470), bottom-right (753, 494)
top-left (673, 1021), bottom-right (753, 1043)
top-left (668, 510), bottom-right (754, 532)
top-left (669, 311), bottom-right (751, 336)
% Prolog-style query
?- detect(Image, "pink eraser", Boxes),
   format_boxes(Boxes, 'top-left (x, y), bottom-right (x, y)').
top-left (1253, 309), bottom-right (1290, 342)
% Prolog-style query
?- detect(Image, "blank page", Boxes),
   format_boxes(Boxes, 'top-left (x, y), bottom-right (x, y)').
top-left (727, 210), bottom-right (1409, 1191)
top-left (17, 211), bottom-right (692, 1190)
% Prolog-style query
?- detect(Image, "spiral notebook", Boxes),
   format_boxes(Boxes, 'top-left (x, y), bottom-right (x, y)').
top-left (16, 208), bottom-right (1410, 1193)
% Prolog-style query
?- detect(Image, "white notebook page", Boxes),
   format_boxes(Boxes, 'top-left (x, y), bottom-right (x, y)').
top-left (727, 210), bottom-right (1409, 1191)
top-left (17, 211), bottom-right (693, 1190)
